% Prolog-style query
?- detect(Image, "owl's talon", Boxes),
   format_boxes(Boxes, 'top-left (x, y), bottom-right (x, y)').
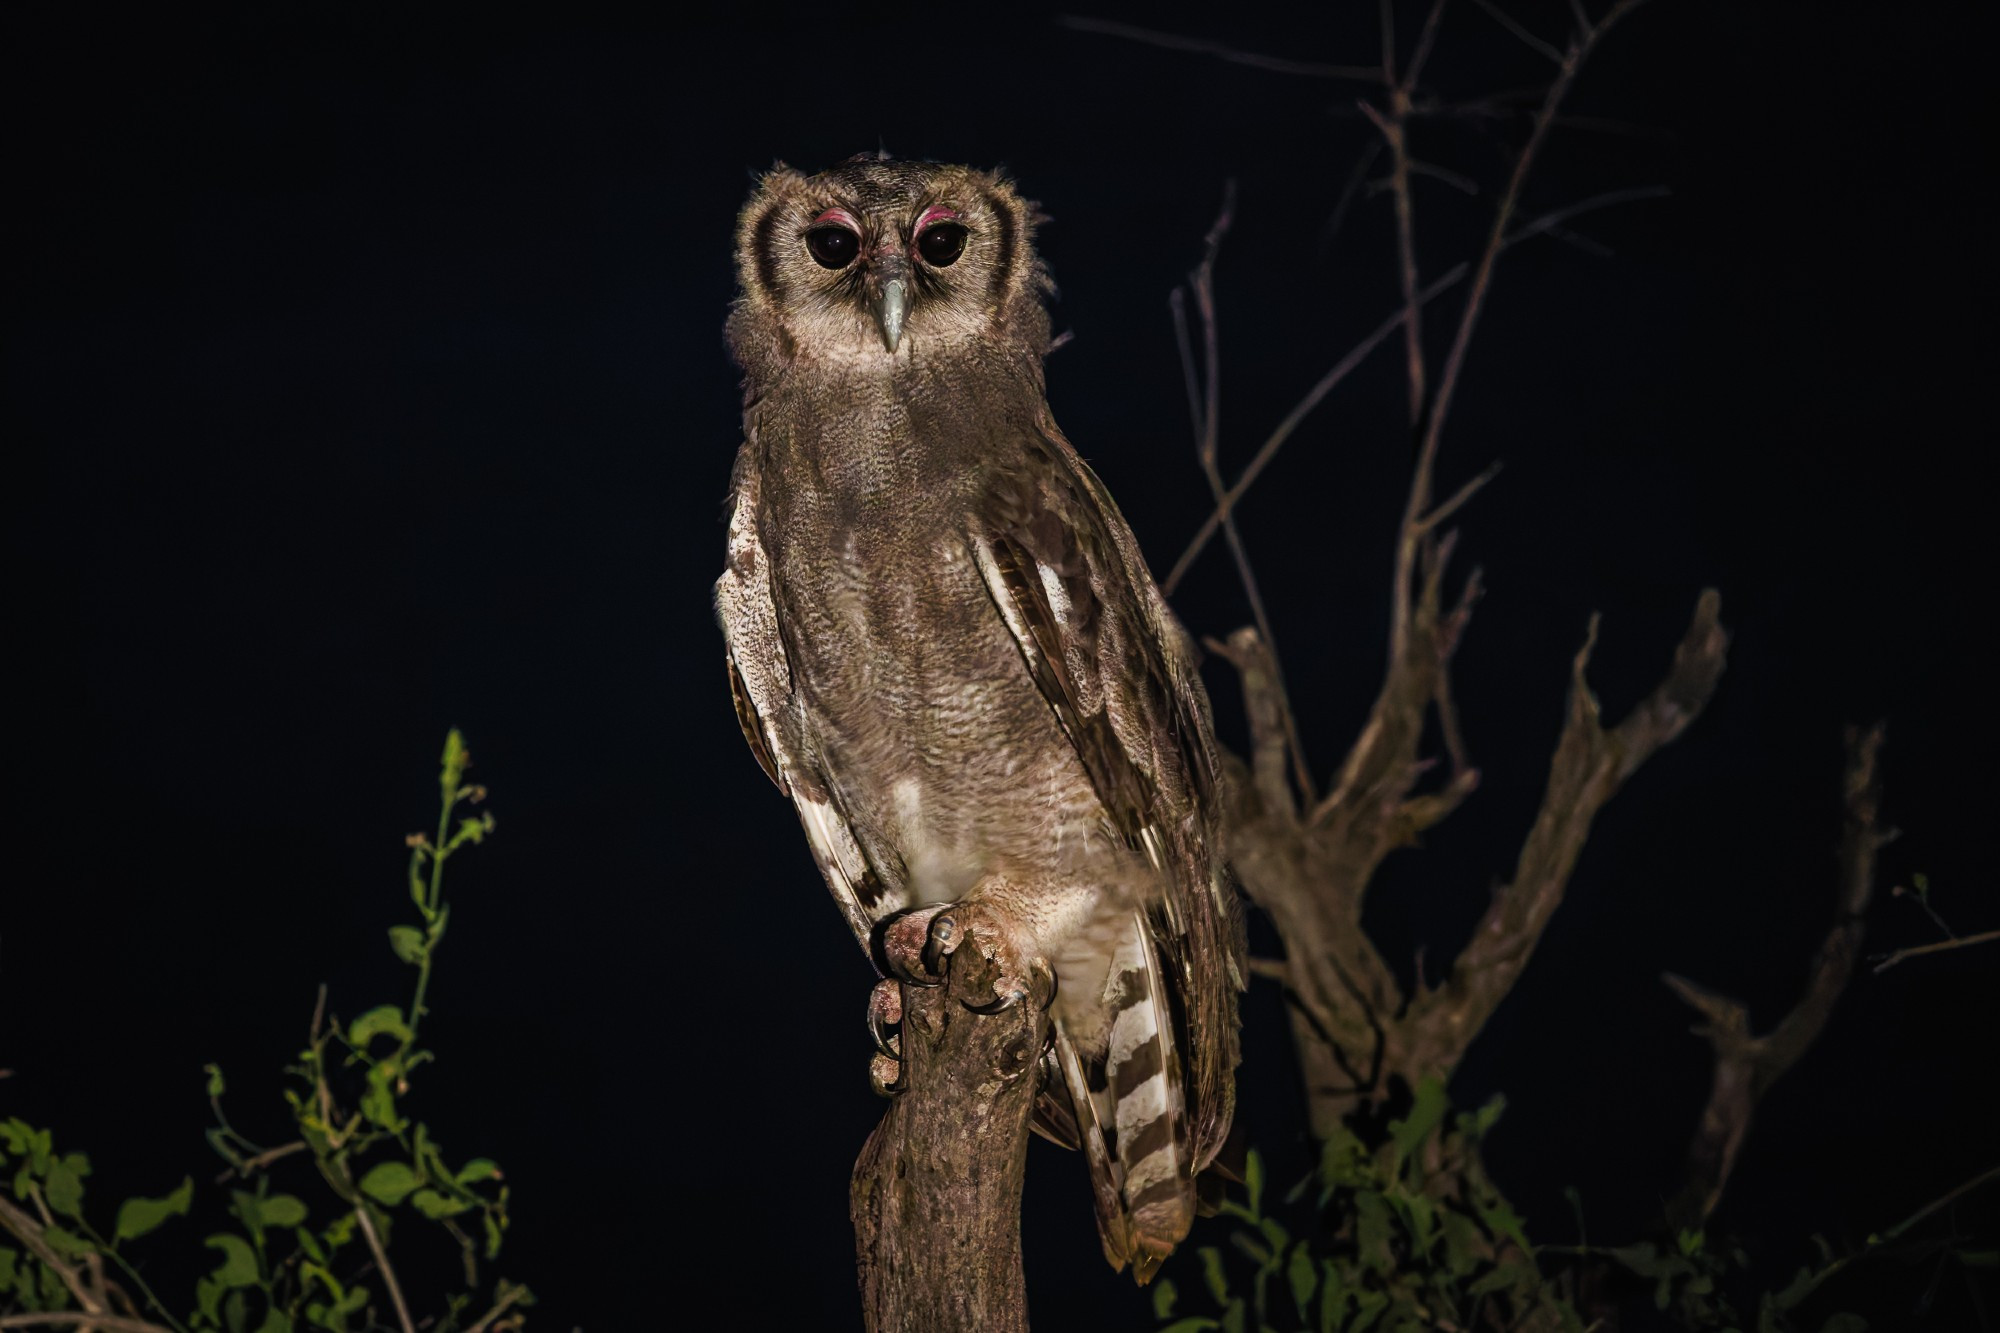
top-left (921, 913), bottom-right (961, 976)
top-left (866, 977), bottom-right (903, 1059)
top-left (869, 1049), bottom-right (905, 1097)
top-left (875, 904), bottom-right (951, 986)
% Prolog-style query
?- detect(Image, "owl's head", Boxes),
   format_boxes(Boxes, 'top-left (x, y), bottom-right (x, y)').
top-left (727, 155), bottom-right (1051, 379)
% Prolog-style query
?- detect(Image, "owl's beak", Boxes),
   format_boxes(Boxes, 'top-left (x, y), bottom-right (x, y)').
top-left (873, 268), bottom-right (910, 353)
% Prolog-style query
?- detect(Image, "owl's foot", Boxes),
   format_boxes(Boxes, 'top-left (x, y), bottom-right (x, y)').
top-left (866, 978), bottom-right (905, 1097)
top-left (922, 903), bottom-right (1053, 1015)
top-left (876, 903), bottom-right (954, 986)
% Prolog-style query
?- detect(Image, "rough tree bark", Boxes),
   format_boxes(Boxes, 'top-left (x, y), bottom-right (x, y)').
top-left (850, 926), bottom-right (1051, 1333)
top-left (1663, 722), bottom-right (1887, 1229)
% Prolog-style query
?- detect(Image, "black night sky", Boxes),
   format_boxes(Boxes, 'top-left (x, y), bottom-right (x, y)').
top-left (7, 3), bottom-right (1993, 1329)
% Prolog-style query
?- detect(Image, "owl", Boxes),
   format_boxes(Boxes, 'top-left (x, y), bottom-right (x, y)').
top-left (714, 154), bottom-right (1243, 1279)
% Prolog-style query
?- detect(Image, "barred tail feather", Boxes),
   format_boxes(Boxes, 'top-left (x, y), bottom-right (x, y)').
top-left (1101, 911), bottom-right (1193, 1280)
top-left (1052, 1018), bottom-right (1133, 1274)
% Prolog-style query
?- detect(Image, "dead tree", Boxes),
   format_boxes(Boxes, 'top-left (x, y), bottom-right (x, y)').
top-left (1154, 0), bottom-right (1722, 1140)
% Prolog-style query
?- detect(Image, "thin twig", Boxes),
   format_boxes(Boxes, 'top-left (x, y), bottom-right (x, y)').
top-left (1503, 184), bottom-right (1671, 247)
top-left (1177, 187), bottom-right (1316, 802)
top-left (1415, 460), bottom-right (1503, 533)
top-left (353, 1206), bottom-right (417, 1333)
top-left (1163, 264), bottom-right (1469, 594)
top-left (1873, 928), bottom-right (2000, 974)
top-left (1392, 0), bottom-right (1643, 666)
top-left (464, 1286), bottom-right (528, 1333)
top-left (1166, 169), bottom-right (1653, 594)
top-left (1468, 0), bottom-right (1565, 63)
top-left (0, 1317), bottom-right (173, 1332)
top-left (0, 1196), bottom-right (105, 1316)
top-left (214, 1139), bottom-right (307, 1184)
top-left (1315, 139), bottom-right (1383, 265)
top-left (1058, 15), bottom-right (1382, 81)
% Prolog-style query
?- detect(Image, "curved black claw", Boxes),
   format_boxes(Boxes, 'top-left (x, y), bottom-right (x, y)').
top-left (921, 912), bottom-right (960, 978)
top-left (874, 905), bottom-right (950, 987)
top-left (962, 954), bottom-right (1058, 1016)
top-left (868, 1049), bottom-right (906, 1098)
top-left (963, 983), bottom-right (1029, 1015)
top-left (865, 978), bottom-right (902, 1059)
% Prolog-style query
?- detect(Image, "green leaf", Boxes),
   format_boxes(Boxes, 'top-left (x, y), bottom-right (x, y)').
top-left (115, 1176), bottom-right (194, 1241)
top-left (1286, 1242), bottom-right (1317, 1317)
top-left (44, 1155), bottom-right (87, 1218)
top-left (409, 1188), bottom-right (471, 1219)
top-left (1200, 1245), bottom-right (1230, 1303)
top-left (1355, 1192), bottom-right (1394, 1273)
top-left (1152, 1276), bottom-right (1179, 1320)
top-left (1230, 1232), bottom-right (1272, 1268)
top-left (357, 1162), bottom-right (420, 1207)
top-left (197, 1275), bottom-right (225, 1321)
top-left (1159, 1321), bottom-right (1220, 1333)
top-left (388, 925), bottom-right (425, 965)
top-left (40, 1224), bottom-right (93, 1258)
top-left (205, 1233), bottom-right (261, 1288)
top-left (1390, 1077), bottom-right (1449, 1165)
top-left (455, 1158), bottom-right (501, 1186)
top-left (1220, 1299), bottom-right (1246, 1333)
top-left (260, 1195), bottom-right (308, 1228)
top-left (1245, 1150), bottom-right (1265, 1217)
top-left (0, 1245), bottom-right (20, 1295)
top-left (1957, 1248), bottom-right (1999, 1268)
top-left (253, 1309), bottom-right (294, 1333)
top-left (1477, 1196), bottom-right (1532, 1257)
top-left (361, 1065), bottom-right (403, 1131)
top-left (348, 1005), bottom-right (411, 1047)
top-left (441, 729), bottom-right (469, 793)
top-left (206, 1064), bottom-right (228, 1098)
top-left (1440, 1207), bottom-right (1483, 1277)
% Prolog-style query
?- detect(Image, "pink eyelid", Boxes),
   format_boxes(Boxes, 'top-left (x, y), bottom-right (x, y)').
top-left (809, 208), bottom-right (861, 232)
top-left (915, 206), bottom-right (962, 232)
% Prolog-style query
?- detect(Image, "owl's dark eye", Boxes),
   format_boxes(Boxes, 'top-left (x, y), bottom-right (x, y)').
top-left (916, 223), bottom-right (967, 267)
top-left (806, 226), bottom-right (860, 270)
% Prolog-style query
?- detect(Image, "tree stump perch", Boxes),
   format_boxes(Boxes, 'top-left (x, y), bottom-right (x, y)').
top-left (850, 933), bottom-right (1051, 1333)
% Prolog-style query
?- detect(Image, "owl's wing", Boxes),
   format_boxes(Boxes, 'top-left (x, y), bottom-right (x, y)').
top-left (970, 414), bottom-right (1246, 1169)
top-left (716, 447), bottom-right (896, 954)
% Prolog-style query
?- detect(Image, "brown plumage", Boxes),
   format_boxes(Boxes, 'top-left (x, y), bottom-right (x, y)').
top-left (714, 155), bottom-right (1243, 1279)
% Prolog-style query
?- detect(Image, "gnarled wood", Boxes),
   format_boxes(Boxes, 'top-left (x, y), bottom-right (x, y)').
top-left (851, 941), bottom-right (1050, 1333)
top-left (1663, 722), bottom-right (1886, 1229)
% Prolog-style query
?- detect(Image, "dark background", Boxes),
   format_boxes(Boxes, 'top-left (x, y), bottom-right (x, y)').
top-left (6, 2), bottom-right (1992, 1328)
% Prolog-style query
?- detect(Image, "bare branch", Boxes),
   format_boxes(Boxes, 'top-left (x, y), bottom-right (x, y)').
top-left (1162, 263), bottom-right (1469, 594)
top-left (1407, 591), bottom-right (1728, 1071)
top-left (0, 1196), bottom-right (108, 1318)
top-left (353, 1205), bottom-right (417, 1333)
top-left (1468, 0), bottom-right (1565, 64)
top-left (0, 1317), bottom-right (173, 1332)
top-left (1058, 15), bottom-right (1383, 81)
top-left (1211, 628), bottom-right (1299, 820)
top-left (1503, 184), bottom-right (1672, 247)
top-left (1178, 188), bottom-right (1317, 804)
top-left (1872, 928), bottom-right (2000, 974)
top-left (1415, 460), bottom-right (1503, 534)
top-left (1394, 1), bottom-right (1643, 666)
top-left (1664, 722), bottom-right (1885, 1228)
